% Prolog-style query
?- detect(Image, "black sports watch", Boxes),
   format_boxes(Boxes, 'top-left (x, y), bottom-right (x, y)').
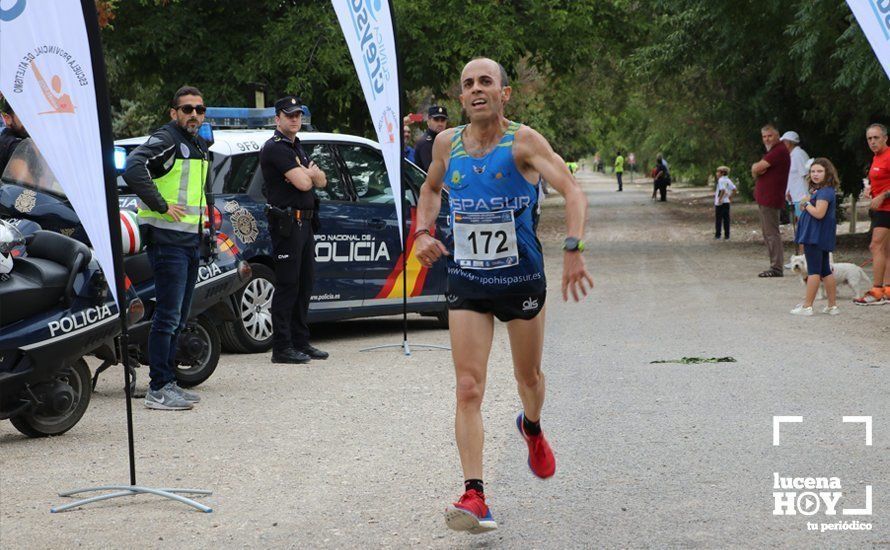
top-left (563, 237), bottom-right (584, 252)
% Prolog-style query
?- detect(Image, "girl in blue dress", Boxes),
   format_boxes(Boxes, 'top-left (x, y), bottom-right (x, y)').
top-left (791, 157), bottom-right (839, 316)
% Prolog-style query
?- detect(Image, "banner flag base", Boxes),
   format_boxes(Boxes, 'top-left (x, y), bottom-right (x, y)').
top-left (360, 340), bottom-right (451, 356)
top-left (51, 485), bottom-right (212, 513)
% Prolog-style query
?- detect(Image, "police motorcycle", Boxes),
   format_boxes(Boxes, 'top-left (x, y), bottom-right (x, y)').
top-left (110, 208), bottom-right (250, 388)
top-left (0, 138), bottom-right (251, 390)
top-left (0, 218), bottom-right (144, 437)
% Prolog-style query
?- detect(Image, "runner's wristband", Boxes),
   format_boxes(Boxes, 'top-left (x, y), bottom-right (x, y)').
top-left (414, 229), bottom-right (431, 238)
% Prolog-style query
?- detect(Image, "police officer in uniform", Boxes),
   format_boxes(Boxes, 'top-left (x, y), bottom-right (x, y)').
top-left (123, 85), bottom-right (209, 410)
top-left (0, 97), bottom-right (28, 175)
top-left (260, 96), bottom-right (329, 364)
top-left (413, 105), bottom-right (448, 172)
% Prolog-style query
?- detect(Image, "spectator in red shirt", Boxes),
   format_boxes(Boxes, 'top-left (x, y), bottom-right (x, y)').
top-left (854, 123), bottom-right (890, 305)
top-left (750, 124), bottom-right (790, 277)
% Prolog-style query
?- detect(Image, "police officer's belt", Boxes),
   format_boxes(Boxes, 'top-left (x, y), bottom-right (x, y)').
top-left (265, 205), bottom-right (316, 220)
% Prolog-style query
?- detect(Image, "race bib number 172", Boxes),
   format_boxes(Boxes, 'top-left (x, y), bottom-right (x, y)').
top-left (452, 210), bottom-right (519, 270)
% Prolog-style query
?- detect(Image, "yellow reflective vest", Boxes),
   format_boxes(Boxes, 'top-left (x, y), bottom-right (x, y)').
top-left (137, 156), bottom-right (208, 234)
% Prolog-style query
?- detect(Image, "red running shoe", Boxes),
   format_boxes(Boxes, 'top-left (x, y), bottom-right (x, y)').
top-left (517, 412), bottom-right (556, 478)
top-left (445, 489), bottom-right (497, 534)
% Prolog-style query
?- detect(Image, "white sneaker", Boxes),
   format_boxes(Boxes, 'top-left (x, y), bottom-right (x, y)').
top-left (790, 304), bottom-right (813, 316)
top-left (783, 262), bottom-right (793, 270)
top-left (821, 305), bottom-right (840, 315)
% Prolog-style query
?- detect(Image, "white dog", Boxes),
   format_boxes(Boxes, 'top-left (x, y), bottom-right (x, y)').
top-left (789, 254), bottom-right (870, 298)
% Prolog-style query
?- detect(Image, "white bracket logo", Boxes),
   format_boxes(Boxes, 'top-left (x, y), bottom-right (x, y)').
top-left (772, 416), bottom-right (873, 517)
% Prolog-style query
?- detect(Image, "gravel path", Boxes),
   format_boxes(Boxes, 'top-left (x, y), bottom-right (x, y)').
top-left (1, 172), bottom-right (887, 548)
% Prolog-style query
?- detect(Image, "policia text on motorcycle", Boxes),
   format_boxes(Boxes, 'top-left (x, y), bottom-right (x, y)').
top-left (260, 96), bottom-right (329, 364)
top-left (123, 85), bottom-right (209, 411)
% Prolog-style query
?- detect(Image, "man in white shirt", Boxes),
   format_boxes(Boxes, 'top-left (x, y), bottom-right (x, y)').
top-left (782, 131), bottom-right (809, 264)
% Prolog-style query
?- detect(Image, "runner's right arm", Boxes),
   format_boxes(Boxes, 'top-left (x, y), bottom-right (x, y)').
top-left (414, 130), bottom-right (454, 266)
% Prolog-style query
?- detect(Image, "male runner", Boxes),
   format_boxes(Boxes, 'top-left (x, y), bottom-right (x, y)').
top-left (413, 57), bottom-right (594, 534)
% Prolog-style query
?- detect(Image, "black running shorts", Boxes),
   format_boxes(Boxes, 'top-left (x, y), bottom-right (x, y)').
top-left (446, 292), bottom-right (546, 322)
top-left (870, 209), bottom-right (890, 229)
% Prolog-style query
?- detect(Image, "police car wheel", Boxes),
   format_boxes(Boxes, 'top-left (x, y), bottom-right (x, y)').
top-left (10, 358), bottom-right (92, 438)
top-left (220, 263), bottom-right (275, 353)
top-left (174, 315), bottom-right (221, 388)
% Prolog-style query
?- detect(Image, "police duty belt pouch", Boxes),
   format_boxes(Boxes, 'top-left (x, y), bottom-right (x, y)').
top-left (265, 205), bottom-right (294, 238)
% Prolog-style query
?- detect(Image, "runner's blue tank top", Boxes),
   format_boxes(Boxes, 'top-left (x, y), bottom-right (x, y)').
top-left (444, 121), bottom-right (545, 297)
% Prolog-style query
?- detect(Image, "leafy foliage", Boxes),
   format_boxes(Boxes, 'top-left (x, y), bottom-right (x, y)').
top-left (98, 0), bottom-right (890, 196)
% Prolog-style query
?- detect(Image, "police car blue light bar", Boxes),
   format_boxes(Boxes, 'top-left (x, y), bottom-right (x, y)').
top-left (204, 106), bottom-right (312, 130)
top-left (204, 107), bottom-right (276, 129)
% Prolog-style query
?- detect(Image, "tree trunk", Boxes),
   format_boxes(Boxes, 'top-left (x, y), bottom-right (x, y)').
top-left (850, 194), bottom-right (858, 234)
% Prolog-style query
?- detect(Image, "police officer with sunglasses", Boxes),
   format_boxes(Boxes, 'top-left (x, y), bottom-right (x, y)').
top-left (260, 96), bottom-right (329, 364)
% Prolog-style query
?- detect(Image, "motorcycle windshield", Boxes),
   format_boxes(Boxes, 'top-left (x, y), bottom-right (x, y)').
top-left (1, 138), bottom-right (67, 198)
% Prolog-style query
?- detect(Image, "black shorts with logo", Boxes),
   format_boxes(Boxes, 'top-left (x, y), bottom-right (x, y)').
top-left (870, 209), bottom-right (890, 229)
top-left (446, 292), bottom-right (546, 322)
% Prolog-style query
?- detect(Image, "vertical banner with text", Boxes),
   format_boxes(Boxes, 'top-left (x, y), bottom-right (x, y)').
top-left (0, 0), bottom-right (119, 303)
top-left (847, 1), bottom-right (890, 80)
top-left (332, 0), bottom-right (404, 242)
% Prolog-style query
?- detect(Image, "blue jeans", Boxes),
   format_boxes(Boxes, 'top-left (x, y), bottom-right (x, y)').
top-left (146, 244), bottom-right (199, 391)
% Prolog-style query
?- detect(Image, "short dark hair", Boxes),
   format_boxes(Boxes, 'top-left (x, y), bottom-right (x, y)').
top-left (171, 85), bottom-right (203, 108)
top-left (0, 96), bottom-right (12, 115)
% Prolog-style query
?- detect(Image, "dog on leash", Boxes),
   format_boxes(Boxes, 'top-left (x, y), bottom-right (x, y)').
top-left (789, 254), bottom-right (870, 298)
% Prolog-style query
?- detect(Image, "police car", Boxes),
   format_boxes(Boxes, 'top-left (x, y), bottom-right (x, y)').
top-left (117, 108), bottom-right (451, 353)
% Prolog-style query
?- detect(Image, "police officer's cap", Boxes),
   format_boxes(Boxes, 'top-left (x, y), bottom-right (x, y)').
top-left (428, 105), bottom-right (448, 120)
top-left (275, 95), bottom-right (303, 115)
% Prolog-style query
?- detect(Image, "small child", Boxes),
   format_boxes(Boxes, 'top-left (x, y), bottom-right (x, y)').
top-left (790, 157), bottom-right (839, 316)
top-left (714, 166), bottom-right (736, 239)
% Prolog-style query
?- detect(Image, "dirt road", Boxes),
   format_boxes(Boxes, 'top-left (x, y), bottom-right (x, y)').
top-left (1, 171), bottom-right (887, 548)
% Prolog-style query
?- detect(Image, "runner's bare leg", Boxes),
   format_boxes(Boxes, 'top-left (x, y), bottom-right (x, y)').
top-left (450, 309), bottom-right (495, 480)
top-left (507, 308), bottom-right (546, 422)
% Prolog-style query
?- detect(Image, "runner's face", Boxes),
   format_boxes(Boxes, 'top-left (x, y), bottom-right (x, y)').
top-left (171, 94), bottom-right (205, 135)
top-left (459, 60), bottom-right (510, 120)
top-left (809, 164), bottom-right (825, 184)
top-left (866, 127), bottom-right (887, 154)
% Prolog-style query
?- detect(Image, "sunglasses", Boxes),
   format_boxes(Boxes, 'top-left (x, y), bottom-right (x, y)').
top-left (176, 104), bottom-right (206, 115)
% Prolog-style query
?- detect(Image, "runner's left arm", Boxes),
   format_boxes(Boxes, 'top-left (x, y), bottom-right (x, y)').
top-left (514, 127), bottom-right (593, 301)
